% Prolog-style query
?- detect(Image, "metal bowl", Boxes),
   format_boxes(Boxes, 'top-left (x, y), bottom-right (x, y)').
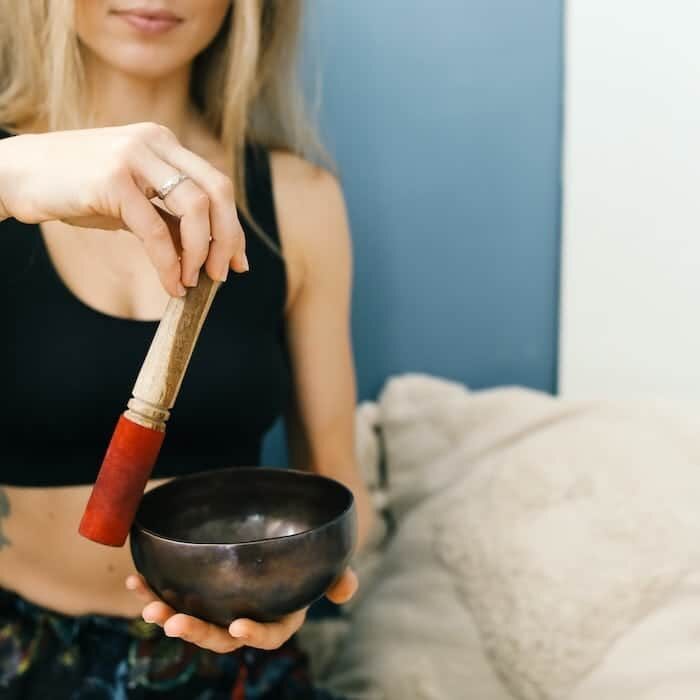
top-left (130, 467), bottom-right (356, 626)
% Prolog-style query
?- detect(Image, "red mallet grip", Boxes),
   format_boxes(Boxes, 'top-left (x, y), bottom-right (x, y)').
top-left (79, 415), bottom-right (165, 546)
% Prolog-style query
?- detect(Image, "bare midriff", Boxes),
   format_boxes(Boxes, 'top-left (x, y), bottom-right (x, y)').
top-left (0, 480), bottom-right (169, 618)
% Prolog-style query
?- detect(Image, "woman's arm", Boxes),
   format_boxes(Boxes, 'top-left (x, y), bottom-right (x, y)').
top-left (272, 153), bottom-right (375, 550)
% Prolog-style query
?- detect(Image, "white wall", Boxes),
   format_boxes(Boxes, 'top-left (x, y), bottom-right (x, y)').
top-left (559, 0), bottom-right (700, 398)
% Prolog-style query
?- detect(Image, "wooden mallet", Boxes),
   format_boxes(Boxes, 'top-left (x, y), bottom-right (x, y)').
top-left (79, 273), bottom-right (221, 546)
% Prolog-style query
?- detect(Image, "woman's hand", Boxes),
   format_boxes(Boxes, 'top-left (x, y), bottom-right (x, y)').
top-left (125, 569), bottom-right (358, 653)
top-left (0, 122), bottom-right (247, 297)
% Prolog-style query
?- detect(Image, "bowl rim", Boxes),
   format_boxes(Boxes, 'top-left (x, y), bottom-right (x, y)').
top-left (131, 466), bottom-right (356, 548)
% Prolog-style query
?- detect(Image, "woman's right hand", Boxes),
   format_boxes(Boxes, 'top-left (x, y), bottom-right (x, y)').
top-left (0, 122), bottom-right (248, 296)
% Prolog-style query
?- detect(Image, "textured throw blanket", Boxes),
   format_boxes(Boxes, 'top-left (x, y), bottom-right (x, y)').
top-left (299, 375), bottom-right (700, 700)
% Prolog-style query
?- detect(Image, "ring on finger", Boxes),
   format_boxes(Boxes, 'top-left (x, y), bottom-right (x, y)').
top-left (156, 172), bottom-right (190, 200)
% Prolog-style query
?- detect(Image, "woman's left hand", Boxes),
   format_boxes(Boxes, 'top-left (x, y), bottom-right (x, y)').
top-left (125, 569), bottom-right (358, 653)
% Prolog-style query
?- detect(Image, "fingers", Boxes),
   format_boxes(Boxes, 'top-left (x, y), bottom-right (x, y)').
top-left (125, 574), bottom-right (176, 626)
top-left (117, 178), bottom-right (184, 297)
top-left (163, 614), bottom-right (243, 654)
top-left (142, 600), bottom-right (176, 626)
top-left (125, 573), bottom-right (159, 604)
top-left (133, 148), bottom-right (211, 287)
top-left (228, 608), bottom-right (307, 651)
top-left (171, 186), bottom-right (210, 286)
top-left (325, 568), bottom-right (359, 605)
top-left (223, 569), bottom-right (358, 652)
top-left (125, 575), bottom-right (240, 652)
top-left (114, 123), bottom-right (248, 293)
top-left (150, 204), bottom-right (184, 254)
top-left (125, 572), bottom-right (310, 653)
top-left (147, 134), bottom-right (248, 279)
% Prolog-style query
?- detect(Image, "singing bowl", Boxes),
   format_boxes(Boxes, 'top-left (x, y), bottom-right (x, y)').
top-left (130, 467), bottom-right (356, 627)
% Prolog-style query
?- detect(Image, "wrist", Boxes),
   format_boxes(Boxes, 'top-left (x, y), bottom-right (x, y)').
top-left (0, 132), bottom-right (35, 222)
top-left (352, 481), bottom-right (379, 554)
top-left (0, 184), bottom-right (9, 221)
top-left (0, 134), bottom-right (17, 221)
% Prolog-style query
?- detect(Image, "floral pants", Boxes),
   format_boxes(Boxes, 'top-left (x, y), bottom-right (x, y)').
top-left (0, 588), bottom-right (341, 699)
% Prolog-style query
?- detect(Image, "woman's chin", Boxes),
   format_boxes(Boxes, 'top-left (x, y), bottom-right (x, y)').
top-left (88, 48), bottom-right (193, 83)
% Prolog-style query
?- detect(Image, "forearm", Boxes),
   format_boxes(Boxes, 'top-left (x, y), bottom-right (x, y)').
top-left (286, 417), bottom-right (375, 552)
top-left (343, 467), bottom-right (377, 554)
top-left (307, 457), bottom-right (377, 554)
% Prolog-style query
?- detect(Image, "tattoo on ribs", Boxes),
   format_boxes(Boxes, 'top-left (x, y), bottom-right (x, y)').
top-left (0, 488), bottom-right (11, 549)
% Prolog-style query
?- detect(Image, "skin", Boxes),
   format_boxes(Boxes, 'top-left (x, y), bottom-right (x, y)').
top-left (0, 0), bottom-right (374, 655)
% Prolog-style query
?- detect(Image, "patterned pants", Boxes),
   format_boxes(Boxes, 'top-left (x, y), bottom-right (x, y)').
top-left (0, 589), bottom-right (341, 699)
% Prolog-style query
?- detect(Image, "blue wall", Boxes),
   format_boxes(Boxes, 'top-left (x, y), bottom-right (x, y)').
top-left (263, 0), bottom-right (563, 463)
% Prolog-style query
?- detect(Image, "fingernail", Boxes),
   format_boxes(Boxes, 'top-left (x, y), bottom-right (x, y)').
top-left (125, 577), bottom-right (137, 591)
top-left (189, 270), bottom-right (199, 287)
top-left (229, 622), bottom-right (246, 638)
top-left (236, 251), bottom-right (250, 273)
top-left (177, 282), bottom-right (187, 297)
top-left (218, 266), bottom-right (229, 283)
top-left (142, 613), bottom-right (154, 623)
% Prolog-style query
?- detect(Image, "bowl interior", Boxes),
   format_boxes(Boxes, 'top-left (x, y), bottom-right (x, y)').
top-left (135, 467), bottom-right (354, 545)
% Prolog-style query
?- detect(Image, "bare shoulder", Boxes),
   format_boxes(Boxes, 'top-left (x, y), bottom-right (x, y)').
top-left (269, 150), bottom-right (351, 304)
top-left (269, 150), bottom-right (344, 210)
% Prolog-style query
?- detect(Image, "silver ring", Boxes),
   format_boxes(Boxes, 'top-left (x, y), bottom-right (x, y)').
top-left (156, 172), bottom-right (189, 199)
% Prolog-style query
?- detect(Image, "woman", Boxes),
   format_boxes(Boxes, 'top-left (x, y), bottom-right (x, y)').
top-left (0, 1), bottom-right (374, 698)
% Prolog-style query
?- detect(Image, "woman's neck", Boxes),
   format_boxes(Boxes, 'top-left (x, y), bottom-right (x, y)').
top-left (84, 51), bottom-right (199, 142)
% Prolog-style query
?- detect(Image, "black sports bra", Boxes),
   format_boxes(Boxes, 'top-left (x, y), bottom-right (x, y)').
top-left (0, 129), bottom-right (291, 486)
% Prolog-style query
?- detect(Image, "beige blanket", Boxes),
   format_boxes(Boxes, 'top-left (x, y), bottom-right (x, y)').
top-left (299, 375), bottom-right (700, 700)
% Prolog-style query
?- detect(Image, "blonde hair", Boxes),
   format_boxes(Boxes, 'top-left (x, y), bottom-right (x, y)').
top-left (0, 0), bottom-right (326, 246)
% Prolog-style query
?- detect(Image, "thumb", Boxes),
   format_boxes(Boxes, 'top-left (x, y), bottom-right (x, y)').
top-left (325, 568), bottom-right (358, 605)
